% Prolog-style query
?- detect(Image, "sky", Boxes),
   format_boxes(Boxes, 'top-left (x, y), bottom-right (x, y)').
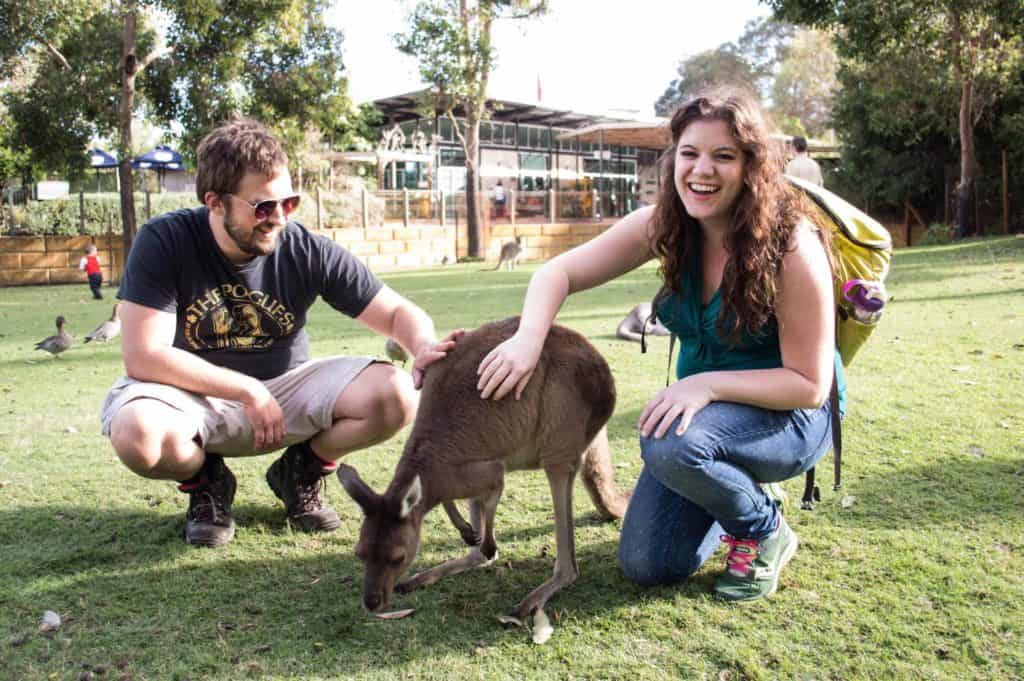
top-left (326, 0), bottom-right (771, 120)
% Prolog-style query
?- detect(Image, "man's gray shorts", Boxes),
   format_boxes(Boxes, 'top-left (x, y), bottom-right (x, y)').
top-left (100, 356), bottom-right (377, 456)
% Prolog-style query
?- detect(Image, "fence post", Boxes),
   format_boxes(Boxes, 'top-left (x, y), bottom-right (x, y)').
top-left (592, 189), bottom-right (599, 219)
top-left (440, 191), bottom-right (446, 226)
top-left (510, 189), bottom-right (517, 225)
top-left (402, 188), bottom-right (410, 227)
top-left (145, 190), bottom-right (151, 221)
top-left (361, 188), bottom-right (368, 229)
top-left (79, 192), bottom-right (85, 233)
top-left (548, 188), bottom-right (556, 223)
top-left (315, 186), bottom-right (322, 230)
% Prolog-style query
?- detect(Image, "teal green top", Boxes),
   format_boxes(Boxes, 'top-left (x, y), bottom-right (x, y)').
top-left (654, 257), bottom-right (847, 415)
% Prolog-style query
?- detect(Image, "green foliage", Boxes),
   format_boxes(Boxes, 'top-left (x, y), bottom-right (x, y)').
top-left (2, 5), bottom-right (156, 178)
top-left (7, 190), bottom-right (385, 235)
top-left (147, 0), bottom-right (373, 165)
top-left (768, 0), bottom-right (1024, 231)
top-left (1, 238), bottom-right (1023, 679)
top-left (653, 18), bottom-right (837, 139)
top-left (771, 29), bottom-right (838, 138)
top-left (654, 45), bottom-right (759, 116)
top-left (9, 193), bottom-right (195, 236)
top-left (290, 190), bottom-right (385, 228)
top-left (917, 222), bottom-right (956, 246)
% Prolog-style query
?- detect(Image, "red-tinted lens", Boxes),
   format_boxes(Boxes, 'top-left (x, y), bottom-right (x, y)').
top-left (280, 194), bottom-right (300, 215)
top-left (253, 194), bottom-right (300, 220)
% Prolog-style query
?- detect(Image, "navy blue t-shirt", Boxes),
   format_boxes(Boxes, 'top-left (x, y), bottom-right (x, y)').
top-left (118, 207), bottom-right (383, 380)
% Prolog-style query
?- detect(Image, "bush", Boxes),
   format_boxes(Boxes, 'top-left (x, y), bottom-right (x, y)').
top-left (292, 190), bottom-right (384, 228)
top-left (9, 189), bottom-right (384, 235)
top-left (918, 222), bottom-right (956, 246)
top-left (9, 192), bottom-right (196, 236)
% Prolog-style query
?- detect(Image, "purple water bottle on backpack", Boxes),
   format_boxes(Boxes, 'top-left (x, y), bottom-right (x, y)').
top-left (842, 279), bottom-right (887, 324)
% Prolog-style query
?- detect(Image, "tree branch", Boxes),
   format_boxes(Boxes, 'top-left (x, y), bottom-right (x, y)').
top-left (36, 34), bottom-right (71, 71)
top-left (136, 45), bottom-right (174, 75)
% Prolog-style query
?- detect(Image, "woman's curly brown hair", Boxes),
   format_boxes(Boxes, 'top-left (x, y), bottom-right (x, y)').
top-left (649, 89), bottom-right (830, 342)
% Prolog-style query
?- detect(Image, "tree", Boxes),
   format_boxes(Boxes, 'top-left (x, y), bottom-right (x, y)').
top-left (771, 28), bottom-right (838, 138)
top-left (655, 45), bottom-right (759, 116)
top-left (766, 0), bottom-right (1024, 237)
top-left (3, 0), bottom-right (373, 251)
top-left (396, 0), bottom-right (547, 259)
top-left (0, 109), bottom-right (30, 233)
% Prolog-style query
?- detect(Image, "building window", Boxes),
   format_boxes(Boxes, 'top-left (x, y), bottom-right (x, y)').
top-left (504, 124), bottom-right (516, 146)
top-left (440, 148), bottom-right (466, 167)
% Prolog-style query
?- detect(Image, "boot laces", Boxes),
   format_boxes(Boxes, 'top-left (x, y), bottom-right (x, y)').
top-left (721, 535), bottom-right (760, 577)
top-left (295, 471), bottom-right (327, 514)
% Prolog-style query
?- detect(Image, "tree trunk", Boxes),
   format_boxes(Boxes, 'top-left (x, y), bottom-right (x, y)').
top-left (956, 79), bottom-right (978, 238)
top-left (118, 1), bottom-right (139, 257)
top-left (464, 113), bottom-right (483, 257)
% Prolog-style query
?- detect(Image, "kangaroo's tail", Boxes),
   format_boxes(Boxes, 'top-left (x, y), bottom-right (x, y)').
top-left (579, 426), bottom-right (631, 520)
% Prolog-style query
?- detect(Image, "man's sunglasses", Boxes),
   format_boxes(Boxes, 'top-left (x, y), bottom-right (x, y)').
top-left (227, 193), bottom-right (301, 221)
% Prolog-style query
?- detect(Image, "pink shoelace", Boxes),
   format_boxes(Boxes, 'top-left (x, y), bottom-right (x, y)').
top-left (721, 535), bottom-right (760, 577)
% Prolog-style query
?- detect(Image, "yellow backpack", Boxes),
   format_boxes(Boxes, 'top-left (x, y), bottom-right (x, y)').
top-left (787, 175), bottom-right (893, 367)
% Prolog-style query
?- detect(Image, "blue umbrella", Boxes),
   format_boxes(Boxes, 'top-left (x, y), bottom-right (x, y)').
top-left (87, 148), bottom-right (118, 192)
top-left (132, 144), bottom-right (183, 191)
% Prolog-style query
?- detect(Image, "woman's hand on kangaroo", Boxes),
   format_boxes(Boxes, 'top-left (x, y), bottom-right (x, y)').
top-left (477, 332), bottom-right (543, 400)
top-left (639, 374), bottom-right (714, 439)
top-left (412, 328), bottom-right (464, 389)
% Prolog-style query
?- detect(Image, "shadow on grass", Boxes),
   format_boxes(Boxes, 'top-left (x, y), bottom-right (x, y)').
top-left (0, 504), bottom-right (662, 679)
top-left (820, 456), bottom-right (1024, 530)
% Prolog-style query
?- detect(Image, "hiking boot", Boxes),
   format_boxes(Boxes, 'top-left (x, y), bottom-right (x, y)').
top-left (179, 454), bottom-right (236, 548)
top-left (714, 515), bottom-right (798, 602)
top-left (265, 443), bottom-right (341, 532)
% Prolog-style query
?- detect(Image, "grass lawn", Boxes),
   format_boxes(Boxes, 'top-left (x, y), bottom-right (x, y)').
top-left (1, 235), bottom-right (1022, 680)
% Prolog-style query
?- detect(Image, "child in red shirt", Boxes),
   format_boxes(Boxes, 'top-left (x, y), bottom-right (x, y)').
top-left (79, 244), bottom-right (103, 299)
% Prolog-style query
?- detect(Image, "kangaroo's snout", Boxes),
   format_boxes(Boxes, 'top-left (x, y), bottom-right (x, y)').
top-left (363, 592), bottom-right (385, 612)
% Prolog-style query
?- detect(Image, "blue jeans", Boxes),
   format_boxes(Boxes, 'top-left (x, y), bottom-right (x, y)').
top-left (617, 400), bottom-right (834, 586)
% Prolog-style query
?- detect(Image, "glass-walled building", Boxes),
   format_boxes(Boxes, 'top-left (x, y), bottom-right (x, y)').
top-left (372, 90), bottom-right (652, 205)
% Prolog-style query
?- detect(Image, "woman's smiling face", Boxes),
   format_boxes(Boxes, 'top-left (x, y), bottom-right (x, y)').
top-left (673, 119), bottom-right (746, 231)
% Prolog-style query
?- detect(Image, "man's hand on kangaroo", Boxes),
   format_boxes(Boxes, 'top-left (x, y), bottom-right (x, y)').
top-left (412, 328), bottom-right (465, 389)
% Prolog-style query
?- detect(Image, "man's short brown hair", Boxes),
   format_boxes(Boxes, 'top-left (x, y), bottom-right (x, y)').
top-left (195, 118), bottom-right (289, 203)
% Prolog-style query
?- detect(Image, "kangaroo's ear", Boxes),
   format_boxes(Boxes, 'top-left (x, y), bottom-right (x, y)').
top-left (397, 475), bottom-right (423, 519)
top-left (336, 464), bottom-right (379, 514)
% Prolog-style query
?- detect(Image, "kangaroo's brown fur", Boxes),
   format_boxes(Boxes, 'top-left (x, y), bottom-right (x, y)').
top-left (338, 316), bottom-right (628, 619)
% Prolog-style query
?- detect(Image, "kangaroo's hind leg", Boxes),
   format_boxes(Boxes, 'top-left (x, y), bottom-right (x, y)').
top-left (506, 463), bottom-right (579, 622)
top-left (396, 462), bottom-right (504, 593)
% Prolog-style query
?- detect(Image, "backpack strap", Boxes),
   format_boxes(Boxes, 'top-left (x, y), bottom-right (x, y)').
top-left (801, 347), bottom-right (843, 510)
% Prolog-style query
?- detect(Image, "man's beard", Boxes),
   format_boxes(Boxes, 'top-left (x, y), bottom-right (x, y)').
top-left (224, 203), bottom-right (279, 257)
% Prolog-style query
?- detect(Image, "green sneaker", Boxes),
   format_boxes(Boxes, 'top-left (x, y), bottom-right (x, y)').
top-left (761, 482), bottom-right (790, 515)
top-left (714, 516), bottom-right (798, 602)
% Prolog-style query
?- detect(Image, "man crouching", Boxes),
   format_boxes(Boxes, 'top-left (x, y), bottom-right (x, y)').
top-left (101, 118), bottom-right (457, 547)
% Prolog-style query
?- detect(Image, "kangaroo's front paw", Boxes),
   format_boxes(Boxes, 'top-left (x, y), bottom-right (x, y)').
top-left (459, 527), bottom-right (481, 546)
top-left (396, 572), bottom-right (435, 593)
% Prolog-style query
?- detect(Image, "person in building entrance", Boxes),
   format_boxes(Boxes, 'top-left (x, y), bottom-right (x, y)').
top-left (100, 118), bottom-right (459, 548)
top-left (475, 90), bottom-right (843, 602)
top-left (493, 180), bottom-right (507, 218)
top-left (784, 136), bottom-right (824, 187)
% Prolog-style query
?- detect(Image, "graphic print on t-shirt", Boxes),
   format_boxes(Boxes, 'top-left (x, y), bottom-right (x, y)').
top-left (183, 283), bottom-right (296, 351)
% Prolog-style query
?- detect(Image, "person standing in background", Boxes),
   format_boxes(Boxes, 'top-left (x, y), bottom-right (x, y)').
top-left (784, 136), bottom-right (824, 187)
top-left (79, 244), bottom-right (103, 299)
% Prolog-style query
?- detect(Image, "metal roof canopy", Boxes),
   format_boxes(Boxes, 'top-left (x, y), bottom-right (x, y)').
top-left (557, 121), bottom-right (670, 150)
top-left (373, 90), bottom-right (628, 130)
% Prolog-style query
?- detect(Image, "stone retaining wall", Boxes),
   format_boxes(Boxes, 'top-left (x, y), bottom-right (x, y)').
top-left (0, 221), bottom-right (617, 286)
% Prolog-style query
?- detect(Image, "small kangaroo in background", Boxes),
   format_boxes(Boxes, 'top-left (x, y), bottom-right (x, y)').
top-left (492, 236), bottom-right (524, 271)
top-left (338, 316), bottom-right (628, 622)
top-left (616, 302), bottom-right (671, 342)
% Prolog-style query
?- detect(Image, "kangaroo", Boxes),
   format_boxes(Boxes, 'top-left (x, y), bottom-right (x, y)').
top-left (615, 302), bottom-right (670, 342)
top-left (492, 236), bottom-right (524, 271)
top-left (337, 316), bottom-right (628, 621)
